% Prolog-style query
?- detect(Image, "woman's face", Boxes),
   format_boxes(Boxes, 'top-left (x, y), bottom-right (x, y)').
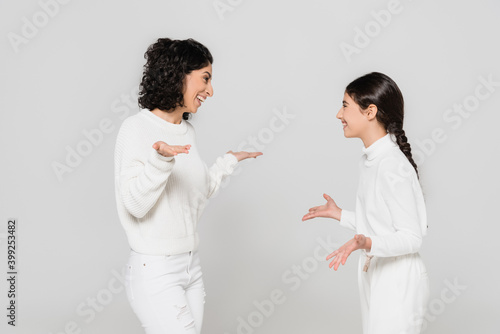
top-left (182, 64), bottom-right (214, 114)
top-left (336, 92), bottom-right (369, 138)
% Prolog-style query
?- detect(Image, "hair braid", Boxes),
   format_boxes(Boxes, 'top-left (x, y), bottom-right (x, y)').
top-left (387, 122), bottom-right (419, 178)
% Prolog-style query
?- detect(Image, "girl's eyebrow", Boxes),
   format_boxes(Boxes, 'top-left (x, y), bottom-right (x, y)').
top-left (342, 100), bottom-right (349, 105)
top-left (203, 71), bottom-right (212, 79)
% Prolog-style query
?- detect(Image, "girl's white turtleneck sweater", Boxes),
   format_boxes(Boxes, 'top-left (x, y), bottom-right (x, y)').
top-left (114, 109), bottom-right (238, 256)
top-left (340, 134), bottom-right (428, 257)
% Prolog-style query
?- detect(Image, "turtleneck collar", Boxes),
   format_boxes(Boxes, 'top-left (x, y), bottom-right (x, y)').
top-left (141, 109), bottom-right (188, 135)
top-left (362, 133), bottom-right (397, 162)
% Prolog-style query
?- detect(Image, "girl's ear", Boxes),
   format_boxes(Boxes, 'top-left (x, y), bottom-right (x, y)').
top-left (366, 104), bottom-right (378, 121)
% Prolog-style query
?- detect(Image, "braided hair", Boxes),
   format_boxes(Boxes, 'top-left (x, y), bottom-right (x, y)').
top-left (346, 72), bottom-right (419, 178)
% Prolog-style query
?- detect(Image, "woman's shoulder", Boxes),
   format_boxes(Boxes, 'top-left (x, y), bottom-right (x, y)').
top-left (183, 120), bottom-right (198, 137)
top-left (120, 109), bottom-right (143, 125)
top-left (115, 112), bottom-right (153, 146)
top-left (120, 110), bottom-right (156, 131)
top-left (184, 119), bottom-right (194, 130)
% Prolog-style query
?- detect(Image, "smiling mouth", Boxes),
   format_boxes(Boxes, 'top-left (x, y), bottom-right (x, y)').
top-left (196, 95), bottom-right (206, 103)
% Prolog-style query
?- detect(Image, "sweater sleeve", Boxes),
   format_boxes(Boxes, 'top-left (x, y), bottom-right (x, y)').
top-left (206, 153), bottom-right (239, 198)
top-left (367, 160), bottom-right (427, 257)
top-left (116, 122), bottom-right (175, 219)
top-left (339, 209), bottom-right (356, 231)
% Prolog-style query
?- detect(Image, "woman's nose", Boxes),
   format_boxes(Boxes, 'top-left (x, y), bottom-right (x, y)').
top-left (336, 108), bottom-right (342, 119)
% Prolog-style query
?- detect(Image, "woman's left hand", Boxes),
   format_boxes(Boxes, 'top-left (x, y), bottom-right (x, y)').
top-left (326, 234), bottom-right (372, 271)
top-left (227, 150), bottom-right (263, 162)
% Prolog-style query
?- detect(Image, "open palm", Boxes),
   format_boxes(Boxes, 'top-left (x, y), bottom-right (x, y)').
top-left (153, 141), bottom-right (191, 157)
top-left (326, 234), bottom-right (369, 271)
top-left (227, 150), bottom-right (263, 162)
top-left (302, 193), bottom-right (341, 221)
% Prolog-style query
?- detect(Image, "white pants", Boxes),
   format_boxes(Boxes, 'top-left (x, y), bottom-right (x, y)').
top-left (359, 252), bottom-right (429, 334)
top-left (125, 250), bottom-right (205, 334)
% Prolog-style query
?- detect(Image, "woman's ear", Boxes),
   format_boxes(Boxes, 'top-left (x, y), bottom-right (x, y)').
top-left (366, 104), bottom-right (378, 121)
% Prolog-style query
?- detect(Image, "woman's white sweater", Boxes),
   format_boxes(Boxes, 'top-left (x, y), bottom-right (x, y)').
top-left (340, 134), bottom-right (428, 257)
top-left (114, 109), bottom-right (238, 255)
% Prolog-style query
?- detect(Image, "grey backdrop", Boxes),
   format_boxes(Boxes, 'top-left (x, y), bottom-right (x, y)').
top-left (1, 0), bottom-right (499, 333)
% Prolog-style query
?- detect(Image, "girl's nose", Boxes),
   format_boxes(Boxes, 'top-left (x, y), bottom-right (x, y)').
top-left (206, 82), bottom-right (214, 97)
top-left (336, 108), bottom-right (342, 119)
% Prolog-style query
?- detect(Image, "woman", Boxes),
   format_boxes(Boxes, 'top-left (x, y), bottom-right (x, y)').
top-left (114, 38), bottom-right (262, 334)
top-left (302, 72), bottom-right (429, 333)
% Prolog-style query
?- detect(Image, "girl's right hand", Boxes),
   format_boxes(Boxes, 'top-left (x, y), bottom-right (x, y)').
top-left (152, 141), bottom-right (191, 157)
top-left (302, 193), bottom-right (342, 221)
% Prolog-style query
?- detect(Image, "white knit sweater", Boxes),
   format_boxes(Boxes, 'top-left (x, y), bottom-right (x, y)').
top-left (114, 109), bottom-right (238, 255)
top-left (340, 134), bottom-right (428, 257)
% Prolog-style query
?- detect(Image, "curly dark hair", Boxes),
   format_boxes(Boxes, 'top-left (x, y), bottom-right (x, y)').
top-left (138, 38), bottom-right (213, 121)
top-left (346, 72), bottom-right (419, 178)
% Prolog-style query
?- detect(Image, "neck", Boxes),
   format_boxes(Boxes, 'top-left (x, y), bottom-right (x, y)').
top-left (151, 108), bottom-right (185, 124)
top-left (361, 127), bottom-right (388, 148)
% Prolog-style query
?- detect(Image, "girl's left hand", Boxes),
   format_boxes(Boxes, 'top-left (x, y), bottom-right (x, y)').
top-left (326, 234), bottom-right (371, 271)
top-left (227, 150), bottom-right (263, 162)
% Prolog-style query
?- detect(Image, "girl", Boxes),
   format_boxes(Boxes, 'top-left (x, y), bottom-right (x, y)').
top-left (114, 38), bottom-right (262, 334)
top-left (302, 72), bottom-right (429, 334)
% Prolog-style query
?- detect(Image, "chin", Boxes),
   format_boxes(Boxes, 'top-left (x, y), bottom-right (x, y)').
top-left (343, 131), bottom-right (356, 139)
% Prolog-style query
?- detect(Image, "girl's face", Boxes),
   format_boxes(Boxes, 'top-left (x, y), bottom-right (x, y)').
top-left (182, 64), bottom-right (213, 114)
top-left (336, 92), bottom-right (369, 138)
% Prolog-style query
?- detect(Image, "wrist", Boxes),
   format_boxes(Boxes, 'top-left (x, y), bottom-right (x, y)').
top-left (333, 208), bottom-right (342, 221)
top-left (364, 237), bottom-right (372, 251)
top-left (227, 152), bottom-right (241, 162)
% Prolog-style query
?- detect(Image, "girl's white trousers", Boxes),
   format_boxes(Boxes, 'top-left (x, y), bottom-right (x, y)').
top-left (359, 251), bottom-right (429, 334)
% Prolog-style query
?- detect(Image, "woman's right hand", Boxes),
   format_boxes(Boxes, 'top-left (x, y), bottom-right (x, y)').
top-left (153, 141), bottom-right (191, 157)
top-left (302, 193), bottom-right (342, 221)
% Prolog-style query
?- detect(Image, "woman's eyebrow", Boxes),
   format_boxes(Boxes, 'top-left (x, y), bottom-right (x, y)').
top-left (203, 71), bottom-right (212, 79)
top-left (342, 100), bottom-right (349, 105)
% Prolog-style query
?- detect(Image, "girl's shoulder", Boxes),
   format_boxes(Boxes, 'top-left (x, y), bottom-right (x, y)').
top-left (377, 147), bottom-right (419, 181)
